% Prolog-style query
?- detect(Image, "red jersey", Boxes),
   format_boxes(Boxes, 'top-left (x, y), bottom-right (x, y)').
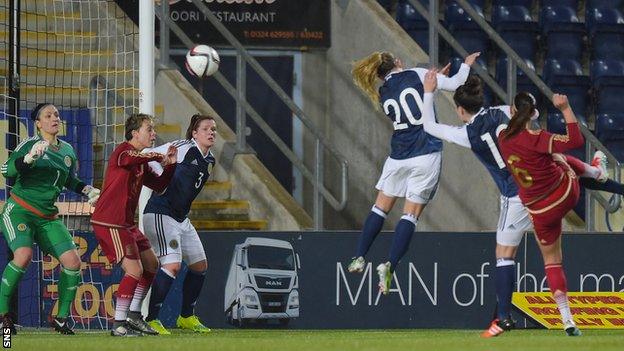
top-left (91, 142), bottom-right (176, 228)
top-left (498, 122), bottom-right (583, 205)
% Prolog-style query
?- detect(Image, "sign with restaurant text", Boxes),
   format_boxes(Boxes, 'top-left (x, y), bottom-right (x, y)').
top-left (513, 292), bottom-right (624, 329)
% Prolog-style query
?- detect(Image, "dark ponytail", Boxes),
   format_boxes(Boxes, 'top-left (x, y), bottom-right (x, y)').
top-left (502, 92), bottom-right (536, 139)
top-left (453, 75), bottom-right (484, 114)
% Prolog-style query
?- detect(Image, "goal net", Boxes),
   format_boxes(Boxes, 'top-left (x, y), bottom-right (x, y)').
top-left (0, 0), bottom-right (138, 330)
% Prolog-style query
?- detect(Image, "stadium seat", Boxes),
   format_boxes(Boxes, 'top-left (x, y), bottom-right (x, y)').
top-left (407, 29), bottom-right (430, 50)
top-left (540, 6), bottom-right (581, 33)
top-left (590, 59), bottom-right (624, 87)
top-left (542, 24), bottom-right (585, 62)
top-left (548, 76), bottom-right (591, 117)
top-left (445, 2), bottom-right (485, 30)
top-left (541, 0), bottom-right (578, 9)
top-left (586, 8), bottom-right (624, 60)
top-left (594, 79), bottom-right (624, 114)
top-left (396, 1), bottom-right (427, 31)
top-left (586, 0), bottom-right (624, 13)
top-left (586, 7), bottom-right (624, 36)
top-left (542, 58), bottom-right (583, 86)
top-left (498, 23), bottom-right (538, 61)
top-left (496, 57), bottom-right (540, 102)
top-left (492, 0), bottom-right (533, 8)
top-left (446, 0), bottom-right (486, 9)
top-left (595, 113), bottom-right (624, 162)
top-left (451, 28), bottom-right (489, 56)
top-left (492, 5), bottom-right (532, 27)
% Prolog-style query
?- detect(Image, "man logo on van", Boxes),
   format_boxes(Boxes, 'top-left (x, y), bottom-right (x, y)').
top-left (265, 280), bottom-right (283, 287)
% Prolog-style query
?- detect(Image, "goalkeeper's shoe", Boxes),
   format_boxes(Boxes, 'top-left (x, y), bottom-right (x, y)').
top-left (50, 317), bottom-right (75, 335)
top-left (176, 315), bottom-right (212, 333)
top-left (110, 322), bottom-right (143, 337)
top-left (147, 319), bottom-right (171, 335)
top-left (1, 314), bottom-right (16, 335)
top-left (564, 319), bottom-right (582, 336)
top-left (376, 262), bottom-right (392, 295)
top-left (347, 256), bottom-right (365, 273)
top-left (481, 318), bottom-right (514, 338)
top-left (126, 314), bottom-right (159, 335)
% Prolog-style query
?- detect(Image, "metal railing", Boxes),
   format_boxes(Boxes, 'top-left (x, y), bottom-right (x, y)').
top-left (156, 0), bottom-right (348, 230)
top-left (409, 0), bottom-right (621, 231)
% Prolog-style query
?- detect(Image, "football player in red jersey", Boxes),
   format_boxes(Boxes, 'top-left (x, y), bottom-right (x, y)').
top-left (91, 114), bottom-right (177, 336)
top-left (498, 93), bottom-right (583, 336)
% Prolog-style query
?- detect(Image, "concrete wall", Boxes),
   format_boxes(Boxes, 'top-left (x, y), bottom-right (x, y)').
top-left (301, 0), bottom-right (500, 231)
top-left (155, 69), bottom-right (312, 230)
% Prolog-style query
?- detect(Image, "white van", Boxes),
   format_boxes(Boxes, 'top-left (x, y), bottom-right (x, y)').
top-left (224, 237), bottom-right (300, 327)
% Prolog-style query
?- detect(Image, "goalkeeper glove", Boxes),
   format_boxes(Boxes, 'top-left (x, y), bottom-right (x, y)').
top-left (82, 185), bottom-right (101, 206)
top-left (23, 140), bottom-right (49, 164)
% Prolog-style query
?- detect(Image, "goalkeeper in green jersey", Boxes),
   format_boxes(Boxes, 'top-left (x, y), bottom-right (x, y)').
top-left (0, 103), bottom-right (100, 335)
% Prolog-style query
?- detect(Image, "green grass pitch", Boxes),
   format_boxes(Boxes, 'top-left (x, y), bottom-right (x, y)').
top-left (5, 329), bottom-right (624, 351)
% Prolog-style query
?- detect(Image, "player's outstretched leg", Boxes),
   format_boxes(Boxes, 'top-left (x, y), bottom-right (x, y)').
top-left (127, 267), bottom-right (158, 335)
top-left (349, 205), bottom-right (388, 273)
top-left (177, 265), bottom-right (210, 333)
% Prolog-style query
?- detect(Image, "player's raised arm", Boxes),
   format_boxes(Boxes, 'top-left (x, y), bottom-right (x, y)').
top-left (0, 139), bottom-right (47, 178)
top-left (417, 52), bottom-right (480, 92)
top-left (422, 69), bottom-right (471, 148)
top-left (537, 94), bottom-right (584, 154)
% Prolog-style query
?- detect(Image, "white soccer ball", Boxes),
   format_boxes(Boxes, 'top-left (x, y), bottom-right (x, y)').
top-left (185, 45), bottom-right (220, 78)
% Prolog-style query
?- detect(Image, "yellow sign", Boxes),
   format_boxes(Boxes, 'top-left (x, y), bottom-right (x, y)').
top-left (513, 292), bottom-right (624, 329)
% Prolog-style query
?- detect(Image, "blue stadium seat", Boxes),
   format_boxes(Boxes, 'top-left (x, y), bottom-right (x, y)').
top-left (492, 0), bottom-right (533, 8)
top-left (540, 6), bottom-right (581, 33)
top-left (492, 5), bottom-right (532, 28)
top-left (407, 29), bottom-right (429, 49)
top-left (541, 0), bottom-right (578, 9)
top-left (586, 7), bottom-right (624, 36)
top-left (586, 0), bottom-right (624, 13)
top-left (499, 25), bottom-right (538, 60)
top-left (590, 59), bottom-right (624, 87)
top-left (496, 57), bottom-right (540, 101)
top-left (446, 3), bottom-right (485, 30)
top-left (542, 58), bottom-right (583, 85)
top-left (446, 0), bottom-right (486, 9)
top-left (595, 114), bottom-right (624, 162)
top-left (594, 78), bottom-right (624, 114)
top-left (396, 1), bottom-right (427, 30)
top-left (587, 8), bottom-right (624, 60)
top-left (450, 28), bottom-right (489, 55)
top-left (543, 24), bottom-right (585, 62)
top-left (547, 76), bottom-right (591, 117)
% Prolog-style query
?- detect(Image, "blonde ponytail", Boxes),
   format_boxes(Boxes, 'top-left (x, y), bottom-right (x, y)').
top-left (352, 51), bottom-right (396, 107)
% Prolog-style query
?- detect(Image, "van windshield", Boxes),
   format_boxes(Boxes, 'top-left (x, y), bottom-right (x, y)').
top-left (247, 245), bottom-right (295, 271)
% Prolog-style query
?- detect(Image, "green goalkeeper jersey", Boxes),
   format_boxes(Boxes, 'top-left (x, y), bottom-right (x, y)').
top-left (1, 136), bottom-right (85, 217)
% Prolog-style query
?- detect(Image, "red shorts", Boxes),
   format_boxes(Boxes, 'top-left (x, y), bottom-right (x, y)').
top-left (92, 224), bottom-right (151, 264)
top-left (527, 171), bottom-right (580, 246)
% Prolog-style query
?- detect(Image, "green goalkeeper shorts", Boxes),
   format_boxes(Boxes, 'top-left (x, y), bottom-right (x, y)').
top-left (0, 198), bottom-right (76, 258)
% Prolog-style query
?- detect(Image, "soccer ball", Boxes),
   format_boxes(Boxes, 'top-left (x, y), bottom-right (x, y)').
top-left (185, 45), bottom-right (220, 78)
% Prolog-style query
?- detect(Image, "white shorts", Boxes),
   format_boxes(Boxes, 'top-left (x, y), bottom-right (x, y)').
top-left (496, 195), bottom-right (533, 247)
top-left (375, 152), bottom-right (442, 204)
top-left (142, 213), bottom-right (207, 266)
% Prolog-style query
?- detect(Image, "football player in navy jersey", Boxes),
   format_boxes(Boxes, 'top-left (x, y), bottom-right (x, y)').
top-left (128, 114), bottom-right (217, 335)
top-left (421, 71), bottom-right (624, 337)
top-left (347, 51), bottom-right (481, 294)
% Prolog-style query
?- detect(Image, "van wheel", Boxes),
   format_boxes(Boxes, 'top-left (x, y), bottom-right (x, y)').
top-left (278, 318), bottom-right (290, 327)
